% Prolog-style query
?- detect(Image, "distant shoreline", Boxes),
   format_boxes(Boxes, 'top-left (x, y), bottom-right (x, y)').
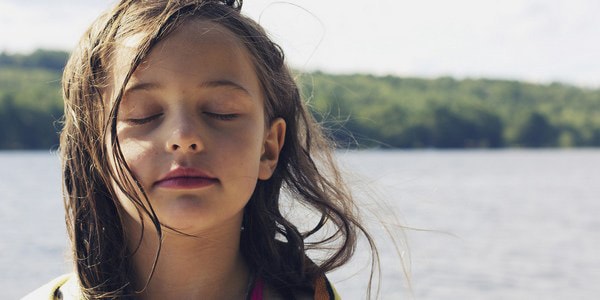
top-left (2, 50), bottom-right (600, 150)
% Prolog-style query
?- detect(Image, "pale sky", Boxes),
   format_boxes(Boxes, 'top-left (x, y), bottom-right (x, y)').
top-left (1, 0), bottom-right (599, 87)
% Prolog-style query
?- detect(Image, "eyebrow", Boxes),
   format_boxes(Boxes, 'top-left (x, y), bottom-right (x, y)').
top-left (198, 79), bottom-right (251, 95)
top-left (123, 79), bottom-right (251, 96)
top-left (123, 82), bottom-right (161, 95)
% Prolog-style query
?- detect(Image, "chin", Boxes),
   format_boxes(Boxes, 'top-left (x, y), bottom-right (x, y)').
top-left (152, 196), bottom-right (244, 235)
top-left (156, 197), bottom-right (212, 228)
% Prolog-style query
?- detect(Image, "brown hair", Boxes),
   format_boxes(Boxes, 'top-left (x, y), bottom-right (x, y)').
top-left (61, 0), bottom-right (379, 298)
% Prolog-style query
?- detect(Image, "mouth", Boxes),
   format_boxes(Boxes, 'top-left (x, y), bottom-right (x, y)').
top-left (154, 167), bottom-right (218, 189)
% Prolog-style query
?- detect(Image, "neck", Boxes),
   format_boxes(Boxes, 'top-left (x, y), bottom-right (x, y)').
top-left (124, 214), bottom-right (250, 300)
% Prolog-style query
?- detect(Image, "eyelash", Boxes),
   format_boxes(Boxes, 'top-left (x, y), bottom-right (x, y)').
top-left (125, 112), bottom-right (238, 125)
top-left (126, 113), bottom-right (163, 125)
top-left (204, 112), bottom-right (239, 121)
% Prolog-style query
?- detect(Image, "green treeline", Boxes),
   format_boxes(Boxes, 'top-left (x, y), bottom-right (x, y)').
top-left (0, 49), bottom-right (68, 72)
top-left (1, 50), bottom-right (599, 149)
top-left (0, 50), bottom-right (66, 149)
top-left (300, 72), bottom-right (600, 148)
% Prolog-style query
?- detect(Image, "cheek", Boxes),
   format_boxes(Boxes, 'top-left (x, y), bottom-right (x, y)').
top-left (213, 123), bottom-right (265, 175)
top-left (118, 138), bottom-right (156, 181)
top-left (219, 122), bottom-right (264, 156)
top-left (105, 139), bottom-right (151, 224)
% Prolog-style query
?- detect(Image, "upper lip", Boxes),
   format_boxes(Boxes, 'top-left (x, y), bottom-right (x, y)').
top-left (154, 167), bottom-right (217, 185)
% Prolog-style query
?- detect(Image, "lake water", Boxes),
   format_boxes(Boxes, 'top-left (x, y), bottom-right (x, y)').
top-left (2, 150), bottom-right (599, 299)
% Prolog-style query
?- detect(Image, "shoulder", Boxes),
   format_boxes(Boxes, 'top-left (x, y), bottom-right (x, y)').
top-left (313, 274), bottom-right (341, 300)
top-left (22, 273), bottom-right (81, 300)
top-left (263, 274), bottom-right (341, 300)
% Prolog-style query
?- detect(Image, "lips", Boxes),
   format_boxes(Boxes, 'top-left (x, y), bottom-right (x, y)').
top-left (154, 167), bottom-right (218, 189)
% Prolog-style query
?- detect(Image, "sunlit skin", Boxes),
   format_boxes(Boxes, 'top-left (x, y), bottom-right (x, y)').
top-left (107, 20), bottom-right (285, 299)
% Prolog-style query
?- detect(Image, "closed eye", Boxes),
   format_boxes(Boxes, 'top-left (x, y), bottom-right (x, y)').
top-left (204, 112), bottom-right (239, 121)
top-left (126, 113), bottom-right (163, 125)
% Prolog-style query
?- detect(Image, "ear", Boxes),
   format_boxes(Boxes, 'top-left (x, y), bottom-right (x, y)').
top-left (258, 117), bottom-right (286, 180)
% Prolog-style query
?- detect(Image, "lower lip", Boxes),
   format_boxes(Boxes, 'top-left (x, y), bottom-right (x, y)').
top-left (154, 177), bottom-right (218, 189)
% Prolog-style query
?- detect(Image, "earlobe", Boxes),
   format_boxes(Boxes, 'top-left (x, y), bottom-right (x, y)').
top-left (258, 118), bottom-right (286, 180)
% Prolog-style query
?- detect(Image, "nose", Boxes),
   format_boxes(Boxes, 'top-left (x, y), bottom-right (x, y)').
top-left (168, 139), bottom-right (201, 152)
top-left (165, 119), bottom-right (204, 154)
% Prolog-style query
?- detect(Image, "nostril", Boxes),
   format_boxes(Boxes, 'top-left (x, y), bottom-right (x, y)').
top-left (168, 142), bottom-right (199, 152)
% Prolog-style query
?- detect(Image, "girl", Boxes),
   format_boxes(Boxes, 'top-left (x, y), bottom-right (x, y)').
top-left (27, 0), bottom-right (379, 299)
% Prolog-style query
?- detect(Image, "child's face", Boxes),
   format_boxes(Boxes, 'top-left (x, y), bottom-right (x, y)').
top-left (109, 20), bottom-right (285, 234)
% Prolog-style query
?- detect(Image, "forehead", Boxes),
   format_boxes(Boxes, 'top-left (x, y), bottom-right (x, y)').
top-left (111, 20), bottom-right (260, 98)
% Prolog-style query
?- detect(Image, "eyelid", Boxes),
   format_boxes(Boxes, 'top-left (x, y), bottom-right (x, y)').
top-left (125, 113), bottom-right (163, 125)
top-left (204, 112), bottom-right (239, 121)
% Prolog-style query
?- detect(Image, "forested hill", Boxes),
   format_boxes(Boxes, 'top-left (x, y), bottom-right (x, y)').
top-left (301, 72), bottom-right (600, 148)
top-left (1, 50), bottom-right (599, 149)
top-left (0, 50), bottom-right (66, 149)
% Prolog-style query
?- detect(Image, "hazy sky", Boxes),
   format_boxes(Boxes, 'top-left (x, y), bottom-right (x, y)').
top-left (1, 0), bottom-right (599, 87)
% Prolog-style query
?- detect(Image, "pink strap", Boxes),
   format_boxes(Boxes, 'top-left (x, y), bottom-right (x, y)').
top-left (250, 277), bottom-right (264, 300)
